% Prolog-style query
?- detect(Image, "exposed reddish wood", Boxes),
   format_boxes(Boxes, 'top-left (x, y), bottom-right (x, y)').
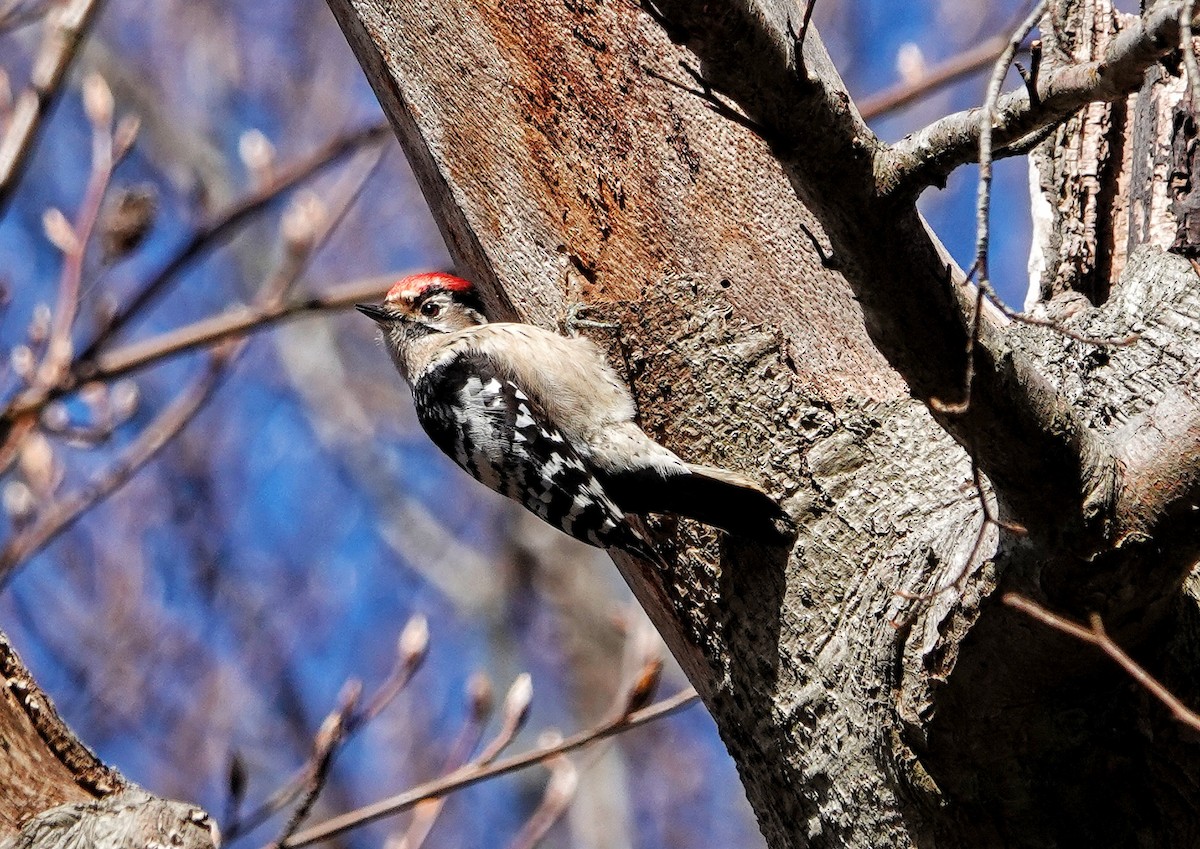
top-left (328, 0), bottom-right (903, 405)
top-left (0, 632), bottom-right (124, 835)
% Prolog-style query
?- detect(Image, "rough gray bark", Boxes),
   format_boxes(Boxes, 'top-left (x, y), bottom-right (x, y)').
top-left (0, 633), bottom-right (218, 848)
top-left (323, 1), bottom-right (1200, 847)
top-left (1, 792), bottom-right (217, 849)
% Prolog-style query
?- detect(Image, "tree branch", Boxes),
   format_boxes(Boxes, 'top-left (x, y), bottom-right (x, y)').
top-left (883, 3), bottom-right (1192, 197)
top-left (279, 688), bottom-right (699, 848)
top-left (858, 32), bottom-right (1015, 121)
top-left (0, 349), bottom-right (229, 588)
top-left (265, 682), bottom-right (361, 849)
top-left (76, 120), bottom-right (390, 360)
top-left (0, 122), bottom-right (390, 447)
top-left (372, 673), bottom-right (495, 849)
top-left (0, 131), bottom-right (386, 586)
top-left (1004, 594), bottom-right (1200, 734)
top-left (972, 1), bottom-right (1047, 304)
top-left (504, 754), bottom-right (577, 849)
top-left (0, 0), bottom-right (105, 217)
top-left (34, 78), bottom-right (137, 397)
top-left (78, 274), bottom-right (394, 383)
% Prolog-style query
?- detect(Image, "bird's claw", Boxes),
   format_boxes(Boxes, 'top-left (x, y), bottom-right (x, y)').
top-left (562, 301), bottom-right (619, 336)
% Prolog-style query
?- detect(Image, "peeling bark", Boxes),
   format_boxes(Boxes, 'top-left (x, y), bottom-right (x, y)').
top-left (1029, 0), bottom-right (1130, 305)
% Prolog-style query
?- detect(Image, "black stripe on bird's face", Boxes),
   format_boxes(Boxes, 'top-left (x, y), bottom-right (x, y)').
top-left (412, 283), bottom-right (486, 318)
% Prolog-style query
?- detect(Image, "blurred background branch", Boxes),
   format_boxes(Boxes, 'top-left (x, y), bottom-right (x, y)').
top-left (0, 0), bottom-right (104, 215)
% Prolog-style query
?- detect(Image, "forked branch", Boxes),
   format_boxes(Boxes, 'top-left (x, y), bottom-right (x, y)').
top-left (1005, 594), bottom-right (1200, 734)
top-left (884, 2), bottom-right (1199, 196)
top-left (279, 687), bottom-right (699, 848)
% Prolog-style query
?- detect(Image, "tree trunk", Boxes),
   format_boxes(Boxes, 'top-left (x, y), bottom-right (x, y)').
top-left (0, 632), bottom-right (217, 848)
top-left (326, 0), bottom-right (1200, 847)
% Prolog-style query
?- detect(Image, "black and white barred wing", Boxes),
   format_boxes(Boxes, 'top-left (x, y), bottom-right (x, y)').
top-left (412, 348), bottom-right (656, 556)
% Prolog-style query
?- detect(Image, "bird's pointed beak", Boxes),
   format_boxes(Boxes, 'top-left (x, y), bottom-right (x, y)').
top-left (356, 302), bottom-right (394, 323)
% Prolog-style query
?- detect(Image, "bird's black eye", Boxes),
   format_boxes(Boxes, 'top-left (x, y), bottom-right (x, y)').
top-left (420, 301), bottom-right (441, 318)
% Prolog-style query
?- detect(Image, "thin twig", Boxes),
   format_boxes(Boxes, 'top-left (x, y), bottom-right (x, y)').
top-left (357, 614), bottom-right (429, 728)
top-left (35, 80), bottom-right (135, 396)
top-left (253, 142), bottom-right (387, 308)
top-left (390, 674), bottom-right (494, 849)
top-left (83, 275), bottom-right (395, 383)
top-left (925, 274), bottom-right (1132, 413)
top-left (279, 688), bottom-right (701, 849)
top-left (929, 251), bottom-right (1132, 422)
top-left (76, 121), bottom-right (390, 359)
top-left (0, 0), bottom-right (105, 216)
top-left (504, 754), bottom-right (578, 849)
top-left (796, 0), bottom-right (816, 49)
top-left (859, 32), bottom-right (1015, 120)
top-left (798, 221), bottom-right (836, 268)
top-left (787, 0), bottom-right (817, 81)
top-left (498, 643), bottom-right (663, 849)
top-left (1004, 594), bottom-right (1200, 734)
top-left (928, 4), bottom-right (1046, 419)
top-left (981, 287), bottom-right (1138, 347)
top-left (929, 263), bottom-right (983, 416)
top-left (1022, 39), bottom-right (1043, 108)
top-left (976, 1), bottom-right (1048, 302)
top-left (1183, 0), bottom-right (1200, 107)
top-left (266, 682), bottom-right (362, 849)
top-left (0, 348), bottom-right (231, 587)
top-left (495, 645), bottom-right (661, 849)
top-left (475, 674), bottom-right (534, 765)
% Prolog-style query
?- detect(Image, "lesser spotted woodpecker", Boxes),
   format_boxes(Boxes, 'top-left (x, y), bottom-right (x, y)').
top-left (358, 273), bottom-right (794, 559)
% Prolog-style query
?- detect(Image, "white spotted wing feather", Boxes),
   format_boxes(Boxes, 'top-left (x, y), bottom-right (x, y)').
top-left (412, 344), bottom-right (659, 555)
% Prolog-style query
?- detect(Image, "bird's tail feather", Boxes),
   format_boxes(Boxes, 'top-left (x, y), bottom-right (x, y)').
top-left (678, 463), bottom-right (796, 544)
top-left (602, 463), bottom-right (796, 545)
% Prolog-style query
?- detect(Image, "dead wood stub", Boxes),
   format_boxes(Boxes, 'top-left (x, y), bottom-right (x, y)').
top-left (0, 633), bottom-right (124, 836)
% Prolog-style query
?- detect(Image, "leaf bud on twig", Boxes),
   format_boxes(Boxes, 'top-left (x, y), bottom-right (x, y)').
top-left (82, 72), bottom-right (113, 130)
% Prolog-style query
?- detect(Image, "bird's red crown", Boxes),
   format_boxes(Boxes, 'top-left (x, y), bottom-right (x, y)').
top-left (386, 272), bottom-right (475, 304)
